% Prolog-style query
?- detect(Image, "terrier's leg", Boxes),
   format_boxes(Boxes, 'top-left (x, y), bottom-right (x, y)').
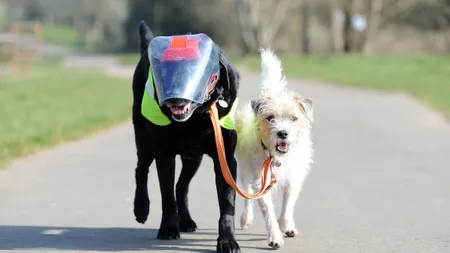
top-left (257, 192), bottom-right (284, 249)
top-left (278, 182), bottom-right (302, 237)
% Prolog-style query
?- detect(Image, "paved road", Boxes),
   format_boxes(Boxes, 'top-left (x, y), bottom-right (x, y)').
top-left (0, 32), bottom-right (78, 57)
top-left (2, 63), bottom-right (450, 253)
top-left (0, 32), bottom-right (123, 69)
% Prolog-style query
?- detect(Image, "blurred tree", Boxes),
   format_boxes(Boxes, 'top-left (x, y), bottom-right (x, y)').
top-left (124, 0), bottom-right (154, 52)
top-left (2, 0), bottom-right (127, 52)
top-left (342, 0), bottom-right (355, 52)
top-left (237, 0), bottom-right (304, 54)
top-left (301, 0), bottom-right (312, 53)
top-left (123, 0), bottom-right (208, 52)
top-left (329, 0), bottom-right (344, 52)
top-left (3, 0), bottom-right (449, 54)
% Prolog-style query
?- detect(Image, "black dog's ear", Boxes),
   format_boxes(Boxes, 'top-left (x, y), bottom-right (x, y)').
top-left (218, 48), bottom-right (240, 93)
top-left (251, 99), bottom-right (263, 115)
top-left (138, 20), bottom-right (154, 56)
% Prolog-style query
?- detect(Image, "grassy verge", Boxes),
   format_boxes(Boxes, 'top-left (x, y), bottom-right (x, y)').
top-left (117, 53), bottom-right (141, 66)
top-left (11, 24), bottom-right (81, 49)
top-left (238, 53), bottom-right (450, 117)
top-left (0, 4), bottom-right (6, 28)
top-left (0, 59), bottom-right (131, 168)
top-left (40, 25), bottom-right (81, 48)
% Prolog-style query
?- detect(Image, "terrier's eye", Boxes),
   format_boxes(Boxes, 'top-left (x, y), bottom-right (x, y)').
top-left (291, 116), bottom-right (298, 122)
top-left (266, 115), bottom-right (275, 123)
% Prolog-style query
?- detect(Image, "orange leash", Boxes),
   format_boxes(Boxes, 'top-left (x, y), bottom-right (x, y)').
top-left (208, 103), bottom-right (277, 200)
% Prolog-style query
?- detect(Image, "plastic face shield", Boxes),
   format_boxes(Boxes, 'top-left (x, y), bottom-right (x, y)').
top-left (148, 33), bottom-right (220, 106)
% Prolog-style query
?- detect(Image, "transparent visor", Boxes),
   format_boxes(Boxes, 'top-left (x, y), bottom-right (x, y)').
top-left (148, 33), bottom-right (220, 106)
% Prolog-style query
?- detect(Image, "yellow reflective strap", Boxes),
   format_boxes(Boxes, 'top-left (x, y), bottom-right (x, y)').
top-left (141, 69), bottom-right (171, 126)
top-left (219, 98), bottom-right (239, 130)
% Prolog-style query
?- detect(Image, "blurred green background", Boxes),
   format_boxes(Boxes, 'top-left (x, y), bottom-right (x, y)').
top-left (1, 0), bottom-right (450, 167)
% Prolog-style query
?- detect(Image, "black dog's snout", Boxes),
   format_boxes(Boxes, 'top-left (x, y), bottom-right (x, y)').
top-left (165, 98), bottom-right (190, 107)
top-left (277, 130), bottom-right (288, 139)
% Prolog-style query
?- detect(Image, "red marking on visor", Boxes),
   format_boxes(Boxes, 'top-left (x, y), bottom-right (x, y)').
top-left (161, 35), bottom-right (202, 62)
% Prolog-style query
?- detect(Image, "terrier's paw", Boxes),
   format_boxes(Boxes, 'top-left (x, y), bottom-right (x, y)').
top-left (240, 211), bottom-right (253, 230)
top-left (268, 229), bottom-right (284, 249)
top-left (278, 218), bottom-right (298, 237)
top-left (284, 228), bottom-right (298, 237)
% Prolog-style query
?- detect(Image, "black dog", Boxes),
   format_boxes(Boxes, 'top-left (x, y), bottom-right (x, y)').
top-left (132, 21), bottom-right (241, 253)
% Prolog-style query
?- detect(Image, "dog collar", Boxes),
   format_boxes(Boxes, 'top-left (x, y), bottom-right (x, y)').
top-left (260, 140), bottom-right (282, 167)
top-left (261, 140), bottom-right (268, 150)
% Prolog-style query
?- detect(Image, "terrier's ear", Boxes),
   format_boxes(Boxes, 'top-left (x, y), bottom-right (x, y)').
top-left (303, 98), bottom-right (314, 122)
top-left (251, 99), bottom-right (264, 115)
top-left (295, 96), bottom-right (314, 123)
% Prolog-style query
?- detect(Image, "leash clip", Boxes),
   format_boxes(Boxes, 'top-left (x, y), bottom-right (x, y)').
top-left (218, 100), bottom-right (228, 108)
top-left (216, 95), bottom-right (228, 108)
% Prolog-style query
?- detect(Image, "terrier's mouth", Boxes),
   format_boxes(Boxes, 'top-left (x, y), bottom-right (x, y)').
top-left (276, 141), bottom-right (290, 154)
top-left (169, 102), bottom-right (192, 116)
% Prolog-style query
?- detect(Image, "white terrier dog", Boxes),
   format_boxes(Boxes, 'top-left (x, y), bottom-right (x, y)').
top-left (235, 49), bottom-right (314, 249)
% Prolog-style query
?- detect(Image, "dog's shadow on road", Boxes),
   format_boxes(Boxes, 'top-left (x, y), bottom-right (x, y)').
top-left (0, 225), bottom-right (266, 252)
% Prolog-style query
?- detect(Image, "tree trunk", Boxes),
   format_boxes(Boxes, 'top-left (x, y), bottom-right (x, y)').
top-left (237, 0), bottom-right (259, 53)
top-left (238, 0), bottom-right (297, 52)
top-left (260, 0), bottom-right (293, 48)
top-left (301, 0), bottom-right (311, 53)
top-left (342, 0), bottom-right (353, 53)
top-left (362, 0), bottom-right (383, 52)
top-left (329, 0), bottom-right (343, 52)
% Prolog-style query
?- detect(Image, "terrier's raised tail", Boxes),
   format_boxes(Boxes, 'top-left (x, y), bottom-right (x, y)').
top-left (259, 49), bottom-right (287, 97)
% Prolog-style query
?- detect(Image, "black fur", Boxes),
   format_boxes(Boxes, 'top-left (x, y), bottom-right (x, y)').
top-left (138, 20), bottom-right (154, 56)
top-left (132, 20), bottom-right (241, 253)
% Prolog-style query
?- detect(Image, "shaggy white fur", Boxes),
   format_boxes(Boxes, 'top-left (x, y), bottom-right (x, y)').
top-left (235, 49), bottom-right (314, 249)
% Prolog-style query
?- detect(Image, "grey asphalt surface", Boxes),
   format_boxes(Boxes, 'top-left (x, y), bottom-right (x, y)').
top-left (1, 46), bottom-right (450, 252)
top-left (0, 32), bottom-right (78, 57)
top-left (0, 32), bottom-right (124, 69)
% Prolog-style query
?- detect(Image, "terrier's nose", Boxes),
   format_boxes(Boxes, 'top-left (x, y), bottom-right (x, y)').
top-left (277, 130), bottom-right (288, 139)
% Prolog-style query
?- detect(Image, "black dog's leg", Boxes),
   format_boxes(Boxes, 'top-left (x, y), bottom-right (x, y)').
top-left (212, 130), bottom-right (241, 253)
top-left (176, 156), bottom-right (203, 232)
top-left (133, 135), bottom-right (153, 223)
top-left (155, 152), bottom-right (180, 240)
top-left (132, 106), bottom-right (154, 224)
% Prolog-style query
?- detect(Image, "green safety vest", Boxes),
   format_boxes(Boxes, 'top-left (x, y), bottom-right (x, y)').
top-left (141, 68), bottom-right (238, 130)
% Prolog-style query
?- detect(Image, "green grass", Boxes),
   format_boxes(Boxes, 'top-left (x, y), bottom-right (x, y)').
top-left (17, 24), bottom-right (81, 49)
top-left (39, 25), bottom-right (81, 48)
top-left (238, 53), bottom-right (450, 117)
top-left (0, 59), bottom-right (131, 168)
top-left (117, 53), bottom-right (141, 66)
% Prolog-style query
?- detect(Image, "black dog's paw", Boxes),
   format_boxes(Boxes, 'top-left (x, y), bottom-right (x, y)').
top-left (216, 239), bottom-right (240, 253)
top-left (157, 226), bottom-right (180, 240)
top-left (179, 218), bottom-right (197, 232)
top-left (133, 196), bottom-right (150, 224)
